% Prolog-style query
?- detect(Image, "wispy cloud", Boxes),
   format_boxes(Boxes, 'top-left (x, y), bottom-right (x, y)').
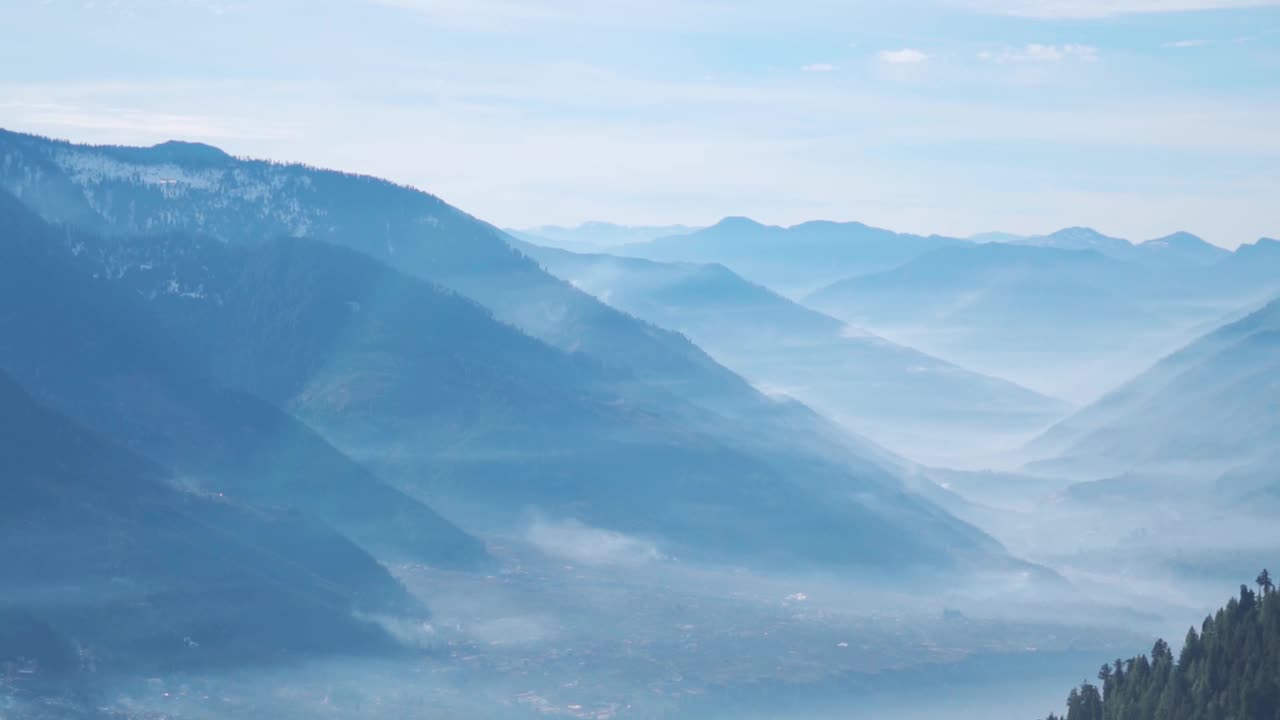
top-left (377, 0), bottom-right (1280, 25)
top-left (7, 0), bottom-right (1278, 246)
top-left (955, 0), bottom-right (1280, 18)
top-left (0, 100), bottom-right (286, 141)
top-left (1163, 39), bottom-right (1211, 48)
top-left (878, 48), bottom-right (930, 65)
top-left (978, 44), bottom-right (1100, 64)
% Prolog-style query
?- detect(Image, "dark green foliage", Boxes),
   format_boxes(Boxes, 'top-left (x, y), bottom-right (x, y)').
top-left (1044, 577), bottom-right (1280, 720)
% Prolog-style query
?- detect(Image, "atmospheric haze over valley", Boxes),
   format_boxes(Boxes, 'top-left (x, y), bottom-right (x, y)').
top-left (3, 2), bottom-right (1280, 719)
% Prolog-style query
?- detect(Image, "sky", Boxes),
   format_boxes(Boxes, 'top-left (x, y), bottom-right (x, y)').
top-left (2, 1), bottom-right (1278, 247)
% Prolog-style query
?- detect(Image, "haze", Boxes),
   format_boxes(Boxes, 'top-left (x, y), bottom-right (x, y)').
top-left (2, 3), bottom-right (1279, 720)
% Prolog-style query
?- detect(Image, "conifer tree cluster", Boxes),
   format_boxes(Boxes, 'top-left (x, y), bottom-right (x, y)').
top-left (1045, 570), bottom-right (1279, 720)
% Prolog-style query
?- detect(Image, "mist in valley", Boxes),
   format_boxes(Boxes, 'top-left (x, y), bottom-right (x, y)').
top-left (3, 127), bottom-right (1278, 720)
top-left (4, 3), bottom-right (1280, 718)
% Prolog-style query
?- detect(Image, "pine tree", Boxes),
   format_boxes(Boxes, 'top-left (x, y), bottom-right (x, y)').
top-left (1042, 571), bottom-right (1280, 720)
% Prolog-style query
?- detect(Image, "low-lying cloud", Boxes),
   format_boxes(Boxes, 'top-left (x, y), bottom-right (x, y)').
top-left (526, 517), bottom-right (666, 566)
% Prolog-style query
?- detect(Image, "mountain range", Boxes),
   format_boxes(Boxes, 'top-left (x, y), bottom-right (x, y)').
top-left (614, 217), bottom-right (962, 296)
top-left (805, 241), bottom-right (1278, 401)
top-left (0, 128), bottom-right (1015, 575)
top-left (999, 227), bottom-right (1231, 267)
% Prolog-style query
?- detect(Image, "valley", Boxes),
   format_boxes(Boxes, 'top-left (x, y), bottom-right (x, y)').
top-left (1, 127), bottom-right (1277, 720)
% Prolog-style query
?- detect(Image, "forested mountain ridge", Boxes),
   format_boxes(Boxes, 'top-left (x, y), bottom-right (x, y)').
top-left (0, 128), bottom-right (748, 406)
top-left (0, 191), bottom-right (489, 569)
top-left (1042, 573), bottom-right (1280, 720)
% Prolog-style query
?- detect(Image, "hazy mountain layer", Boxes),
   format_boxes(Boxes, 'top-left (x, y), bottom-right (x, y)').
top-left (64, 222), bottom-right (999, 571)
top-left (1029, 297), bottom-right (1280, 477)
top-left (615, 216), bottom-right (963, 296)
top-left (985, 227), bottom-right (1229, 267)
top-left (512, 238), bottom-right (1069, 466)
top-left (805, 243), bottom-right (1272, 402)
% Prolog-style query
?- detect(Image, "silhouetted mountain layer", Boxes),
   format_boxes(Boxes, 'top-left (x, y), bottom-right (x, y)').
top-left (511, 238), bottom-right (1069, 466)
top-left (615, 216), bottom-right (962, 296)
top-left (805, 242), bottom-right (1268, 401)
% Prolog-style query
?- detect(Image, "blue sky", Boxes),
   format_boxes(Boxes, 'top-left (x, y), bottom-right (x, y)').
top-left (2, 1), bottom-right (1277, 246)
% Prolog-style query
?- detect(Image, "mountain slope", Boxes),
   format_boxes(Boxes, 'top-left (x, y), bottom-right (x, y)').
top-left (615, 216), bottom-right (964, 296)
top-left (512, 238), bottom-right (1069, 466)
top-left (0, 191), bottom-right (488, 569)
top-left (1028, 297), bottom-right (1280, 476)
top-left (0, 369), bottom-right (412, 674)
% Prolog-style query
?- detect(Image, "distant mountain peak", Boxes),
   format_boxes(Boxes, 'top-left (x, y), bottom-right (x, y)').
top-left (791, 219), bottom-right (874, 232)
top-left (1237, 237), bottom-right (1280, 256)
top-left (1014, 226), bottom-right (1136, 258)
top-left (1045, 226), bottom-right (1124, 242)
top-left (146, 139), bottom-right (233, 165)
top-left (1141, 231), bottom-right (1207, 247)
top-left (710, 216), bottom-right (768, 231)
top-left (1133, 231), bottom-right (1230, 264)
